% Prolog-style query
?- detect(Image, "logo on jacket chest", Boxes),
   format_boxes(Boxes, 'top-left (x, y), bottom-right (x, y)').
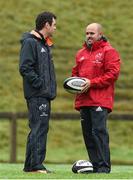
top-left (93, 53), bottom-right (103, 64)
top-left (41, 47), bottom-right (46, 53)
top-left (79, 56), bottom-right (85, 61)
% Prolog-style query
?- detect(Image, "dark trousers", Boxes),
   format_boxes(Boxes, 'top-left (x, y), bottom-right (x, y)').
top-left (80, 106), bottom-right (111, 172)
top-left (23, 97), bottom-right (51, 172)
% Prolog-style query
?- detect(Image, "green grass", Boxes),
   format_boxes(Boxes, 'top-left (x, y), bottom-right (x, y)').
top-left (0, 164), bottom-right (133, 179)
top-left (0, 0), bottom-right (133, 112)
top-left (0, 0), bottom-right (133, 173)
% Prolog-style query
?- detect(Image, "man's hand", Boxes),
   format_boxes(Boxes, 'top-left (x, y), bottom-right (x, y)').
top-left (80, 78), bottom-right (90, 93)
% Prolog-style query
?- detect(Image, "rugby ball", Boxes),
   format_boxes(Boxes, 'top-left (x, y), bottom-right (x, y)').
top-left (63, 77), bottom-right (86, 94)
top-left (72, 160), bottom-right (93, 174)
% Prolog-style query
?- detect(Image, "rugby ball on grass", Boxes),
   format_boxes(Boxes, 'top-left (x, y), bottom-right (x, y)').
top-left (63, 77), bottom-right (86, 94)
top-left (72, 160), bottom-right (93, 174)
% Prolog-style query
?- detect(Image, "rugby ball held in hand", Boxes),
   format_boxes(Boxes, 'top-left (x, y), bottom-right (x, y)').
top-left (63, 77), bottom-right (86, 94)
top-left (72, 160), bottom-right (93, 173)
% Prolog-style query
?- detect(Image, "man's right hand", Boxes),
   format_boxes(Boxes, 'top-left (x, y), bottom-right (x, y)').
top-left (80, 78), bottom-right (90, 93)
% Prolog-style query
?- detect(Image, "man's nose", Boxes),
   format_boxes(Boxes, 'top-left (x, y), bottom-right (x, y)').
top-left (87, 34), bottom-right (91, 38)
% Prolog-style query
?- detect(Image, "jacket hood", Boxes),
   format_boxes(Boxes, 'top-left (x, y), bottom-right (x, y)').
top-left (84, 36), bottom-right (109, 50)
top-left (20, 32), bottom-right (34, 44)
top-left (20, 31), bottom-right (54, 47)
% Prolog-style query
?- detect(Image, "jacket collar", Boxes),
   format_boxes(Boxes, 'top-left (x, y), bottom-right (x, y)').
top-left (83, 40), bottom-right (108, 51)
top-left (30, 30), bottom-right (53, 47)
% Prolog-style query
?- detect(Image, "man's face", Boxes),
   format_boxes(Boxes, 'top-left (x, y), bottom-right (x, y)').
top-left (85, 25), bottom-right (101, 46)
top-left (46, 18), bottom-right (56, 37)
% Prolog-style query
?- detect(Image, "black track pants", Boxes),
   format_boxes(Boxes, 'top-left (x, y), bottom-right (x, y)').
top-left (80, 106), bottom-right (111, 172)
top-left (24, 97), bottom-right (51, 172)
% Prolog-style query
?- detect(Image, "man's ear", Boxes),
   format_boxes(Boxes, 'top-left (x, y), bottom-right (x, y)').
top-left (100, 32), bottom-right (103, 37)
top-left (45, 22), bottom-right (50, 28)
top-left (98, 33), bottom-right (103, 40)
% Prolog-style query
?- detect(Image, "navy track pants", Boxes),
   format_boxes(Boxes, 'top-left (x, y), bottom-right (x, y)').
top-left (23, 97), bottom-right (51, 172)
top-left (80, 106), bottom-right (111, 172)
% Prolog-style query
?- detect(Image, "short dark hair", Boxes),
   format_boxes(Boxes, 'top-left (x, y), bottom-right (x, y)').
top-left (35, 11), bottom-right (56, 30)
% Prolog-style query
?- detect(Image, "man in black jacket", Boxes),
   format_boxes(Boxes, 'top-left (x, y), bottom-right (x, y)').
top-left (19, 11), bottom-right (57, 173)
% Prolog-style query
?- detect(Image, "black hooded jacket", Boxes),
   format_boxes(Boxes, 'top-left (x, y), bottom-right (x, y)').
top-left (19, 32), bottom-right (56, 100)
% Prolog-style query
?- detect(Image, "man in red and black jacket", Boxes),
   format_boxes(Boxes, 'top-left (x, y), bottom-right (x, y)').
top-left (19, 12), bottom-right (57, 174)
top-left (72, 23), bottom-right (121, 173)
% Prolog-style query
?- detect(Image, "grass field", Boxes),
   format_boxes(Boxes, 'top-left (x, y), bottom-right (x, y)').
top-left (0, 0), bottom-right (133, 112)
top-left (0, 164), bottom-right (133, 179)
top-left (0, 1), bottom-right (133, 174)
